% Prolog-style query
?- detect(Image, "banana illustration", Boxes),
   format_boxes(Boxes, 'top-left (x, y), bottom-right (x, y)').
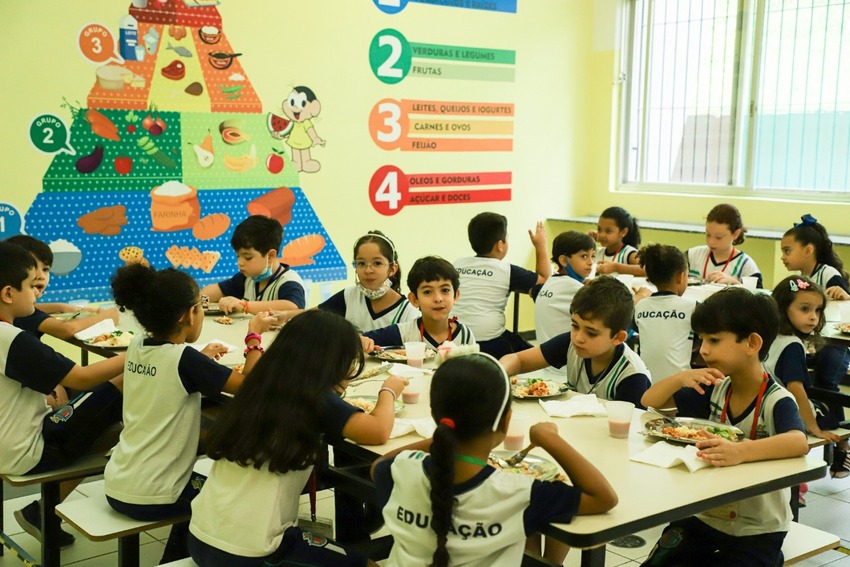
top-left (223, 143), bottom-right (258, 172)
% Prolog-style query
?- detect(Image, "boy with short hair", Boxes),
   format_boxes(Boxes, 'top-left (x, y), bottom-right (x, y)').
top-left (362, 256), bottom-right (475, 350)
top-left (0, 242), bottom-right (125, 546)
top-left (452, 213), bottom-right (550, 359)
top-left (640, 287), bottom-right (808, 567)
top-left (201, 215), bottom-right (306, 314)
top-left (501, 276), bottom-right (651, 407)
top-left (7, 235), bottom-right (120, 340)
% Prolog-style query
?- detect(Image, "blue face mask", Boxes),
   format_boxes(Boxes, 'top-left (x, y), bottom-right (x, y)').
top-left (251, 263), bottom-right (272, 283)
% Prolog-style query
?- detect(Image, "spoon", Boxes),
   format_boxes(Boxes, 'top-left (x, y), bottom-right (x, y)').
top-left (647, 406), bottom-right (681, 427)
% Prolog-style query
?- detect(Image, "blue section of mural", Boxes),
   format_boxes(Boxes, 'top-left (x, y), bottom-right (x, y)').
top-left (25, 187), bottom-right (346, 303)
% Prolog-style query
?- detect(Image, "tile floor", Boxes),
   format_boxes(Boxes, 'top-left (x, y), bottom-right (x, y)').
top-left (2, 464), bottom-right (849, 566)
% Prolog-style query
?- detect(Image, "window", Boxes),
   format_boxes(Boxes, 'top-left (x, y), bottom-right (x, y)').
top-left (621, 0), bottom-right (850, 194)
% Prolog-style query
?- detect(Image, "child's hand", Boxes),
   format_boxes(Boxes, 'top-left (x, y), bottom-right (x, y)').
top-left (382, 374), bottom-right (408, 398)
top-left (248, 311), bottom-right (276, 335)
top-left (595, 260), bottom-right (614, 275)
top-left (361, 335), bottom-right (376, 353)
top-left (826, 286), bottom-right (850, 301)
top-left (47, 385), bottom-right (70, 410)
top-left (810, 427), bottom-right (841, 443)
top-left (218, 296), bottom-right (243, 314)
top-left (586, 229), bottom-right (598, 241)
top-left (676, 368), bottom-right (725, 394)
top-left (705, 271), bottom-right (738, 285)
top-left (529, 422), bottom-right (559, 447)
top-left (695, 435), bottom-right (745, 466)
top-left (100, 306), bottom-right (120, 325)
top-left (633, 287), bottom-right (652, 302)
top-left (528, 221), bottom-right (547, 249)
top-left (201, 342), bottom-right (229, 361)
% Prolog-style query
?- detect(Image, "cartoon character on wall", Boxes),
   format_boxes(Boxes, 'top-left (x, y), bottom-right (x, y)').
top-left (278, 86), bottom-right (325, 173)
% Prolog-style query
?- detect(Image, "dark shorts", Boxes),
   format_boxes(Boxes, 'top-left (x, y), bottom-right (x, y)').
top-left (27, 382), bottom-right (123, 475)
top-left (189, 527), bottom-right (367, 567)
top-left (641, 517), bottom-right (786, 567)
top-left (477, 330), bottom-right (533, 359)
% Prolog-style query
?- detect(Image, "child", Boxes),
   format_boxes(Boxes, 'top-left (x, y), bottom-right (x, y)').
top-left (105, 263), bottom-right (272, 562)
top-left (188, 310), bottom-right (406, 567)
top-left (7, 234), bottom-right (120, 340)
top-left (371, 353), bottom-right (617, 567)
top-left (0, 242), bottom-right (124, 547)
top-left (362, 256), bottom-right (475, 350)
top-left (766, 276), bottom-right (849, 478)
top-left (687, 203), bottom-right (762, 286)
top-left (592, 206), bottom-right (645, 276)
top-left (318, 230), bottom-right (419, 331)
top-left (532, 231), bottom-right (595, 345)
top-left (633, 244), bottom-right (698, 381)
top-left (452, 213), bottom-right (550, 359)
top-left (501, 276), bottom-right (651, 406)
top-left (640, 287), bottom-right (808, 567)
top-left (781, 214), bottom-right (850, 419)
top-left (201, 215), bottom-right (306, 315)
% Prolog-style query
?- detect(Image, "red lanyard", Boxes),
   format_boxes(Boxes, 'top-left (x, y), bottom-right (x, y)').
top-left (702, 247), bottom-right (736, 280)
top-left (605, 242), bottom-right (625, 261)
top-left (419, 317), bottom-right (456, 343)
top-left (720, 373), bottom-right (769, 440)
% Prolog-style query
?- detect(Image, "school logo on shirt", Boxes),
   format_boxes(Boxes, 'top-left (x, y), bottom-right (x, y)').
top-left (302, 531), bottom-right (328, 547)
top-left (49, 405), bottom-right (73, 423)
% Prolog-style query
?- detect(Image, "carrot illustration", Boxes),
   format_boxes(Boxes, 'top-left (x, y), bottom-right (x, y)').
top-left (61, 98), bottom-right (121, 142)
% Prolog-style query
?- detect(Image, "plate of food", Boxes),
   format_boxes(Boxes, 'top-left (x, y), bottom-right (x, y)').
top-left (354, 363), bottom-right (391, 381)
top-left (344, 395), bottom-right (405, 415)
top-left (488, 451), bottom-right (565, 481)
top-left (203, 303), bottom-right (226, 316)
top-left (834, 323), bottom-right (850, 335)
top-left (511, 377), bottom-right (568, 399)
top-left (371, 346), bottom-right (437, 362)
top-left (83, 330), bottom-right (135, 349)
top-left (643, 417), bottom-right (744, 444)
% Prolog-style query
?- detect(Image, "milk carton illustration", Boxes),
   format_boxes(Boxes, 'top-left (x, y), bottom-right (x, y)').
top-left (119, 14), bottom-right (139, 61)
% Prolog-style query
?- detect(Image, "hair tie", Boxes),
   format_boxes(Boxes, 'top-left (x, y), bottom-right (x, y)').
top-left (790, 278), bottom-right (810, 292)
top-left (794, 214), bottom-right (817, 228)
top-left (439, 417), bottom-right (456, 429)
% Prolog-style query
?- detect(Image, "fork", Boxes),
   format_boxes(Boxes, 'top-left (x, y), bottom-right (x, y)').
top-left (647, 406), bottom-right (681, 428)
top-left (504, 443), bottom-right (534, 467)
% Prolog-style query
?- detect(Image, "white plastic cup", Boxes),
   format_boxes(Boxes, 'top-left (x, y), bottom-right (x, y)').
top-left (404, 341), bottom-right (427, 368)
top-left (504, 413), bottom-right (530, 451)
top-left (401, 377), bottom-right (421, 404)
top-left (606, 401), bottom-right (635, 439)
top-left (742, 276), bottom-right (758, 290)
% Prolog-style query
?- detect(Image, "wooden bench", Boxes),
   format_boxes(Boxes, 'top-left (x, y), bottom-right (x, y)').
top-left (55, 479), bottom-right (187, 567)
top-left (783, 521), bottom-right (840, 565)
top-left (0, 452), bottom-right (108, 567)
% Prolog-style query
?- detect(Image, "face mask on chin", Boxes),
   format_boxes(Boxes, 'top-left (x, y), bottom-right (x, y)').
top-left (357, 278), bottom-right (392, 300)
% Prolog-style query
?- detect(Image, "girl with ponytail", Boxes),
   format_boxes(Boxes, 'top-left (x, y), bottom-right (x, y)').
top-left (372, 353), bottom-right (617, 566)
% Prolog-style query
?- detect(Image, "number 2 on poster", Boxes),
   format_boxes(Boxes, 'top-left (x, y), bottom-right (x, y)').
top-left (369, 29), bottom-right (411, 84)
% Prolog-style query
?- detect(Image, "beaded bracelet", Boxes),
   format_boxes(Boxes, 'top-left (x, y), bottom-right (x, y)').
top-left (241, 300), bottom-right (250, 314)
top-left (244, 332), bottom-right (262, 346)
top-left (243, 344), bottom-right (265, 357)
top-left (378, 387), bottom-right (397, 401)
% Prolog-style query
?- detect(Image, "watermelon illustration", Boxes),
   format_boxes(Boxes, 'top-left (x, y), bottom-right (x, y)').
top-left (267, 112), bottom-right (293, 139)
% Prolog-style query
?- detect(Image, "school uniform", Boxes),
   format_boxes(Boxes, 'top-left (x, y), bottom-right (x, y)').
top-left (651, 375), bottom-right (805, 566)
top-left (686, 246), bottom-right (762, 286)
top-left (633, 292), bottom-right (697, 381)
top-left (809, 264), bottom-right (850, 292)
top-left (188, 393), bottom-right (365, 567)
top-left (594, 243), bottom-right (638, 265)
top-left (13, 308), bottom-right (50, 339)
top-left (217, 264), bottom-right (306, 308)
top-left (0, 321), bottom-right (121, 476)
top-left (532, 274), bottom-right (582, 344)
top-left (363, 318), bottom-right (476, 349)
top-left (374, 450), bottom-right (581, 567)
top-left (318, 286), bottom-right (419, 332)
top-left (451, 256), bottom-right (538, 358)
top-left (105, 336), bottom-right (231, 504)
top-left (539, 333), bottom-right (651, 406)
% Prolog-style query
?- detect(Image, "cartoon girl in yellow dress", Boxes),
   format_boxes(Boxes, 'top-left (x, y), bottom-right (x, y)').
top-left (278, 86), bottom-right (325, 173)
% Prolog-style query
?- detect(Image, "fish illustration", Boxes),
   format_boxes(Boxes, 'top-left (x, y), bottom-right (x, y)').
top-left (166, 42), bottom-right (193, 57)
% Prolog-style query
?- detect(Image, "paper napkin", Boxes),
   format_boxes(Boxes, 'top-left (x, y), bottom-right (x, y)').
top-left (390, 418), bottom-right (437, 439)
top-left (73, 319), bottom-right (117, 341)
top-left (539, 394), bottom-right (607, 418)
top-left (630, 441), bottom-right (711, 473)
top-left (192, 340), bottom-right (239, 354)
top-left (387, 363), bottom-right (430, 378)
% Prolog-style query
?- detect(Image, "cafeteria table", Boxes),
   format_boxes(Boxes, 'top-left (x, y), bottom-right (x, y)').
top-left (336, 371), bottom-right (827, 566)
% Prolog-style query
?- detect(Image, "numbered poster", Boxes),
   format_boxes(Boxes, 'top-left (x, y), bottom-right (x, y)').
top-left (4, 0), bottom-right (580, 302)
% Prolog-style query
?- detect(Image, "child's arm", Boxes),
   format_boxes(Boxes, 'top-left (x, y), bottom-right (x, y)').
top-left (200, 283), bottom-right (223, 302)
top-left (370, 438), bottom-right (433, 479)
top-left (35, 302), bottom-right (77, 314)
top-left (826, 286), bottom-right (850, 301)
top-left (230, 298), bottom-right (302, 314)
top-left (695, 429), bottom-right (808, 466)
top-left (342, 375), bottom-right (408, 445)
top-left (785, 381), bottom-right (841, 442)
top-left (528, 221), bottom-right (551, 284)
top-left (38, 307), bottom-right (120, 341)
top-left (641, 368), bottom-right (725, 411)
top-left (60, 354), bottom-right (126, 391)
top-left (531, 422), bottom-right (617, 514)
top-left (500, 346), bottom-right (549, 377)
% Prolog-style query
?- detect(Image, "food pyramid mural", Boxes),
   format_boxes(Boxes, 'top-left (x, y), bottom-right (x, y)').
top-left (26, 1), bottom-right (344, 302)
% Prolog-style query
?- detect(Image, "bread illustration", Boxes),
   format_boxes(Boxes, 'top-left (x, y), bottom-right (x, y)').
top-left (192, 213), bottom-right (231, 240)
top-left (77, 205), bottom-right (128, 236)
top-left (281, 234), bottom-right (325, 266)
top-left (246, 187), bottom-right (294, 227)
top-left (118, 246), bottom-right (149, 267)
